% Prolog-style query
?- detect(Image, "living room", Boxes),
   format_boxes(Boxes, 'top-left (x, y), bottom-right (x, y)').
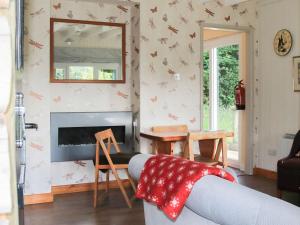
top-left (0, 0), bottom-right (299, 225)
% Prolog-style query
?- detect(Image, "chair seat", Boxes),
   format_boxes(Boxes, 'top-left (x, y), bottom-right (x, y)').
top-left (194, 155), bottom-right (219, 166)
top-left (95, 152), bottom-right (140, 166)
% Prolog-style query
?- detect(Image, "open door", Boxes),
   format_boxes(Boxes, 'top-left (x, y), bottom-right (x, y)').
top-left (202, 27), bottom-right (248, 170)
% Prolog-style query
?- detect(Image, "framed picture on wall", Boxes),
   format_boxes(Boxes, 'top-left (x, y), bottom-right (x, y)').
top-left (293, 56), bottom-right (300, 91)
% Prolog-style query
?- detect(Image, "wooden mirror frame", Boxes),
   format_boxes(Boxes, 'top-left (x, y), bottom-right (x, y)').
top-left (50, 18), bottom-right (126, 83)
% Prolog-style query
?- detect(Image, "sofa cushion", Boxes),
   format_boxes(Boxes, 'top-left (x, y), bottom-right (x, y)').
top-left (278, 157), bottom-right (300, 169)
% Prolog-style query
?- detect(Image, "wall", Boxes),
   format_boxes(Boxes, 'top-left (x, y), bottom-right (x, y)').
top-left (22, 0), bottom-right (258, 195)
top-left (255, 0), bottom-right (300, 171)
top-left (23, 0), bottom-right (140, 194)
top-left (137, 0), bottom-right (257, 154)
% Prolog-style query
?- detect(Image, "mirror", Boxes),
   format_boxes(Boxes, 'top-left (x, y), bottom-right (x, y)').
top-left (50, 18), bottom-right (126, 83)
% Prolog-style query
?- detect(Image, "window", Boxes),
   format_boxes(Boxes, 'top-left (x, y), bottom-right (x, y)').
top-left (98, 69), bottom-right (117, 80)
top-left (54, 63), bottom-right (120, 80)
top-left (69, 66), bottom-right (94, 80)
top-left (55, 68), bottom-right (65, 80)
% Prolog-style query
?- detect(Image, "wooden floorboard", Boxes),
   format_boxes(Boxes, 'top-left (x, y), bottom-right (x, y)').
top-left (24, 174), bottom-right (283, 225)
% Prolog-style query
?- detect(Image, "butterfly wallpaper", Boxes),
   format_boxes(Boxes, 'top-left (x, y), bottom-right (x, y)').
top-left (22, 0), bottom-right (258, 195)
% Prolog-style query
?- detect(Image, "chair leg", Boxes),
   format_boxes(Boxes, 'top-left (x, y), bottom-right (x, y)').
top-left (111, 167), bottom-right (132, 208)
top-left (106, 171), bottom-right (110, 192)
top-left (93, 170), bottom-right (99, 208)
top-left (126, 169), bottom-right (136, 192)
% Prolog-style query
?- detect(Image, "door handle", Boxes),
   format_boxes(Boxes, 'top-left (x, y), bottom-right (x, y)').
top-left (25, 123), bottom-right (38, 130)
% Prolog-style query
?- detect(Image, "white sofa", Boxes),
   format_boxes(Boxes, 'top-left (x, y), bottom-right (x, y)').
top-left (129, 154), bottom-right (300, 225)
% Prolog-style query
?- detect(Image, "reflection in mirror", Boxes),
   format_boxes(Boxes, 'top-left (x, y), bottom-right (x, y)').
top-left (50, 18), bottom-right (126, 83)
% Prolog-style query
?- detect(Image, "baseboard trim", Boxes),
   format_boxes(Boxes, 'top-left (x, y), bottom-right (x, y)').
top-left (52, 179), bottom-right (130, 195)
top-left (24, 180), bottom-right (131, 205)
top-left (253, 167), bottom-right (277, 180)
top-left (24, 192), bottom-right (54, 205)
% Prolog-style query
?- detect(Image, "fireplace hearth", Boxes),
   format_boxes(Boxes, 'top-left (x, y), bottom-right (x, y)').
top-left (51, 112), bottom-right (133, 162)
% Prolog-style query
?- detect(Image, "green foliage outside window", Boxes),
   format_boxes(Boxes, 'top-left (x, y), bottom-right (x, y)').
top-left (217, 45), bottom-right (239, 108)
top-left (203, 45), bottom-right (239, 108)
top-left (98, 69), bottom-right (117, 80)
top-left (69, 66), bottom-right (94, 80)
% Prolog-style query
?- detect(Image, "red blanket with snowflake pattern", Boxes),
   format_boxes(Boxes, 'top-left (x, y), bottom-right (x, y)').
top-left (135, 155), bottom-right (235, 220)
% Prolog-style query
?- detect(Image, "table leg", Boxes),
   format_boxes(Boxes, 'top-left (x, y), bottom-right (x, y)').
top-left (221, 137), bottom-right (228, 167)
top-left (152, 140), bottom-right (158, 154)
top-left (153, 141), bottom-right (175, 155)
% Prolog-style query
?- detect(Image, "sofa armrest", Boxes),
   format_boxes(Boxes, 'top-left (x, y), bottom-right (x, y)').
top-left (129, 154), bottom-right (300, 225)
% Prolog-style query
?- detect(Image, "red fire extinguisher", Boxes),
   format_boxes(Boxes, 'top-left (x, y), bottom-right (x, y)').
top-left (235, 80), bottom-right (245, 110)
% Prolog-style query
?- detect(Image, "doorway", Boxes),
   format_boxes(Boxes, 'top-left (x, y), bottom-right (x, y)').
top-left (201, 26), bottom-right (250, 170)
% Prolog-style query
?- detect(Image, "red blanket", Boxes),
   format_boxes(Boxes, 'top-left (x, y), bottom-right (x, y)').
top-left (136, 155), bottom-right (235, 220)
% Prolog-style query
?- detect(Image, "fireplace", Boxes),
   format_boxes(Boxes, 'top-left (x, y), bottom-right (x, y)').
top-left (51, 112), bottom-right (133, 162)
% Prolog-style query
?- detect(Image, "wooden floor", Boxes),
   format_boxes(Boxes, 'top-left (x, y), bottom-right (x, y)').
top-left (25, 175), bottom-right (278, 225)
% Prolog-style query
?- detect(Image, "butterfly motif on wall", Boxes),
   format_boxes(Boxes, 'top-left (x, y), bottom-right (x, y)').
top-left (149, 63), bottom-right (155, 73)
top-left (150, 51), bottom-right (158, 58)
top-left (189, 74), bottom-right (196, 80)
top-left (180, 58), bottom-right (188, 66)
top-left (53, 96), bottom-right (61, 103)
top-left (117, 91), bottom-right (129, 99)
top-left (240, 9), bottom-right (248, 15)
top-left (106, 16), bottom-right (117, 22)
top-left (205, 8), bottom-right (215, 17)
top-left (29, 8), bottom-right (45, 17)
top-left (162, 58), bottom-right (168, 66)
top-left (168, 69), bottom-right (176, 75)
top-left (141, 35), bottom-right (149, 42)
top-left (225, 16), bottom-right (231, 22)
top-left (168, 113), bottom-right (179, 120)
top-left (150, 6), bottom-right (158, 13)
top-left (150, 96), bottom-right (158, 102)
top-left (189, 32), bottom-right (196, 39)
top-left (168, 25), bottom-right (179, 34)
top-left (232, 4), bottom-right (239, 10)
top-left (117, 5), bottom-right (128, 13)
top-left (216, 1), bottom-right (224, 7)
top-left (149, 18), bottom-right (156, 29)
top-left (180, 16), bottom-right (188, 24)
top-left (87, 12), bottom-right (97, 20)
top-left (67, 10), bottom-right (73, 18)
top-left (190, 117), bottom-right (196, 124)
top-left (162, 14), bottom-right (168, 22)
top-left (169, 0), bottom-right (179, 7)
top-left (158, 37), bottom-right (168, 44)
top-left (30, 142), bottom-right (43, 151)
top-left (188, 43), bottom-right (195, 54)
top-left (53, 3), bottom-right (61, 10)
top-left (135, 47), bottom-right (140, 54)
top-left (188, 1), bottom-right (194, 11)
top-left (29, 90), bottom-right (43, 100)
top-left (169, 42), bottom-right (179, 50)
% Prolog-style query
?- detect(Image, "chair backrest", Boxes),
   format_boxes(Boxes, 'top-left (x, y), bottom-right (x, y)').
top-left (95, 129), bottom-right (122, 155)
top-left (186, 131), bottom-right (228, 161)
top-left (290, 130), bottom-right (300, 157)
top-left (152, 124), bottom-right (188, 133)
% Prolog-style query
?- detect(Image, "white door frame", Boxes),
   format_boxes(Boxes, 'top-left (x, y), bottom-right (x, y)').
top-left (200, 23), bottom-right (255, 174)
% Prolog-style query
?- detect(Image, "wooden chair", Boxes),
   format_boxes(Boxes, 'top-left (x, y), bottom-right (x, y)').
top-left (185, 131), bottom-right (230, 167)
top-left (151, 124), bottom-right (188, 155)
top-left (94, 129), bottom-right (137, 208)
